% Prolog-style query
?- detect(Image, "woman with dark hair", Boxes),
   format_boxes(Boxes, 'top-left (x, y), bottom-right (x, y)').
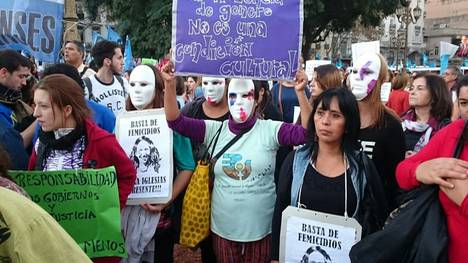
top-left (123, 64), bottom-right (195, 263)
top-left (387, 72), bottom-right (410, 116)
top-left (29, 74), bottom-right (136, 263)
top-left (310, 64), bottom-right (342, 102)
top-left (453, 75), bottom-right (468, 120)
top-left (401, 73), bottom-right (452, 157)
top-left (253, 80), bottom-right (282, 121)
top-left (396, 119), bottom-right (468, 263)
top-left (350, 52), bottom-right (406, 210)
top-left (270, 88), bottom-right (388, 262)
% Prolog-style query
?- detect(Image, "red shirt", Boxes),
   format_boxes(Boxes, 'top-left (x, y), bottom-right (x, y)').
top-left (396, 120), bottom-right (468, 263)
top-left (387, 89), bottom-right (410, 116)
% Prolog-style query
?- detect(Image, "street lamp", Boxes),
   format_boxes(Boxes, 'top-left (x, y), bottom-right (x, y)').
top-left (396, 0), bottom-right (422, 70)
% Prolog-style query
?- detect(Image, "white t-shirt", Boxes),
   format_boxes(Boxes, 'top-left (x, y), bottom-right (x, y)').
top-left (86, 74), bottom-right (129, 115)
top-left (204, 119), bottom-right (282, 241)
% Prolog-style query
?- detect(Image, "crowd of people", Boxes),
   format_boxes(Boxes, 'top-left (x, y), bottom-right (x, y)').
top-left (0, 38), bottom-right (467, 263)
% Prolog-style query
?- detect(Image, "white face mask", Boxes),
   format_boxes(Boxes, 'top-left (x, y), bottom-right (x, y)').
top-left (129, 65), bottom-right (156, 110)
top-left (202, 77), bottom-right (225, 105)
top-left (228, 79), bottom-right (255, 123)
top-left (350, 53), bottom-right (381, 101)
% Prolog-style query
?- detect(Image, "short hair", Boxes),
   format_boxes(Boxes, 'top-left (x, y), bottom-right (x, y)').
top-left (126, 65), bottom-right (165, 111)
top-left (446, 65), bottom-right (461, 79)
top-left (129, 136), bottom-right (161, 173)
top-left (455, 75), bottom-right (468, 98)
top-left (65, 40), bottom-right (85, 55)
top-left (42, 63), bottom-right (85, 91)
top-left (0, 49), bottom-right (31, 73)
top-left (315, 64), bottom-right (342, 90)
top-left (413, 73), bottom-right (452, 121)
top-left (90, 40), bottom-right (121, 69)
top-left (307, 88), bottom-right (361, 159)
top-left (391, 72), bottom-right (409, 90)
top-left (33, 74), bottom-right (91, 126)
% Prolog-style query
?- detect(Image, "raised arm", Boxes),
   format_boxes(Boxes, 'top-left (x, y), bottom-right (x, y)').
top-left (294, 68), bottom-right (312, 128)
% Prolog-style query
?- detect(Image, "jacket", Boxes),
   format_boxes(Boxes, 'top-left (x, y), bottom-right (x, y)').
top-left (396, 120), bottom-right (468, 263)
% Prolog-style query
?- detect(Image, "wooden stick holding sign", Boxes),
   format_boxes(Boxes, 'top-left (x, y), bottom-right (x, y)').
top-left (116, 108), bottom-right (173, 205)
top-left (280, 206), bottom-right (362, 263)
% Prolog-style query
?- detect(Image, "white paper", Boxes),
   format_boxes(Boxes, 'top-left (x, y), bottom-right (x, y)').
top-left (380, 82), bottom-right (392, 103)
top-left (440, 41), bottom-right (459, 58)
top-left (305, 60), bottom-right (332, 81)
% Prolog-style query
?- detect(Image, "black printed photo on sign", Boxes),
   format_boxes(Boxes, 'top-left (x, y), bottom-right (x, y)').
top-left (116, 109), bottom-right (173, 205)
top-left (280, 207), bottom-right (362, 263)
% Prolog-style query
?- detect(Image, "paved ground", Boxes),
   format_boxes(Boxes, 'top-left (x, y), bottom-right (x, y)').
top-left (174, 244), bottom-right (202, 263)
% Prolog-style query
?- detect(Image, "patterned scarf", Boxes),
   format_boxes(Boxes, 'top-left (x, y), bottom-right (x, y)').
top-left (401, 110), bottom-right (439, 152)
top-left (0, 83), bottom-right (22, 105)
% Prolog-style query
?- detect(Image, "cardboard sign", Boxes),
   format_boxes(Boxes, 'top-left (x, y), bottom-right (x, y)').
top-left (280, 206), bottom-right (362, 263)
top-left (0, 0), bottom-right (64, 62)
top-left (172, 0), bottom-right (304, 80)
top-left (351, 41), bottom-right (380, 66)
top-left (380, 82), bottom-right (392, 103)
top-left (116, 109), bottom-right (173, 205)
top-left (305, 60), bottom-right (332, 81)
top-left (9, 167), bottom-right (126, 258)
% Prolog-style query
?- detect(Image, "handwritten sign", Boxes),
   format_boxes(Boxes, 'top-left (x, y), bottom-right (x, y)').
top-left (9, 167), bottom-right (126, 259)
top-left (280, 206), bottom-right (362, 263)
top-left (116, 109), bottom-right (173, 205)
top-left (172, 0), bottom-right (303, 80)
top-left (0, 0), bottom-right (64, 62)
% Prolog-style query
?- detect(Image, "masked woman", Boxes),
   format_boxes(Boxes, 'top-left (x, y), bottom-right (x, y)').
top-left (161, 62), bottom-right (309, 262)
top-left (401, 73), bottom-right (452, 157)
top-left (271, 88), bottom-right (387, 261)
top-left (28, 74), bottom-right (136, 263)
top-left (349, 52), bottom-right (406, 210)
top-left (122, 64), bottom-right (195, 263)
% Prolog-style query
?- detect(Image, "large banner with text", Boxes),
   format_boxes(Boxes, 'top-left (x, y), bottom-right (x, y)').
top-left (172, 0), bottom-right (303, 80)
top-left (0, 0), bottom-right (64, 62)
top-left (9, 167), bottom-right (126, 259)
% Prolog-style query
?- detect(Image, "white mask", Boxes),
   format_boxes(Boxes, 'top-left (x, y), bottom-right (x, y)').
top-left (129, 65), bottom-right (156, 110)
top-left (350, 53), bottom-right (382, 101)
top-left (202, 77), bottom-right (225, 105)
top-left (228, 79), bottom-right (255, 123)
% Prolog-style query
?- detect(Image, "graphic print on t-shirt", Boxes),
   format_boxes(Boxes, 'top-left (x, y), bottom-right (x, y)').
top-left (360, 140), bottom-right (376, 159)
top-left (221, 153), bottom-right (252, 180)
top-left (88, 75), bottom-right (127, 115)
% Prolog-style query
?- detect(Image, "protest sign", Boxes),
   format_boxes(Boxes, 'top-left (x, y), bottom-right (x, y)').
top-left (351, 41), bottom-right (380, 65)
top-left (116, 109), bottom-right (173, 205)
top-left (305, 60), bottom-right (332, 81)
top-left (0, 0), bottom-right (64, 62)
top-left (280, 206), bottom-right (362, 263)
top-left (9, 167), bottom-right (126, 258)
top-left (172, 0), bottom-right (304, 81)
top-left (380, 82), bottom-right (392, 103)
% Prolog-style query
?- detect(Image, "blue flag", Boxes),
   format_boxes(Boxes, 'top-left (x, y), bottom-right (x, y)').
top-left (315, 52), bottom-right (321, 60)
top-left (0, 34), bottom-right (33, 55)
top-left (440, 54), bottom-right (450, 75)
top-left (335, 58), bottom-right (343, 69)
top-left (107, 26), bottom-right (122, 45)
top-left (92, 31), bottom-right (105, 45)
top-left (124, 35), bottom-right (134, 72)
top-left (423, 52), bottom-right (429, 67)
top-left (465, 59), bottom-right (468, 67)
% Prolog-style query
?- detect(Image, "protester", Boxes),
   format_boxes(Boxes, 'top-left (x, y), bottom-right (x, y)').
top-left (350, 52), bottom-right (406, 210)
top-left (309, 64), bottom-right (342, 102)
top-left (180, 76), bottom-right (230, 263)
top-left (271, 88), bottom-right (388, 261)
top-left (253, 80), bottom-right (282, 121)
top-left (401, 73), bottom-right (452, 157)
top-left (41, 63), bottom-right (116, 134)
top-left (162, 61), bottom-right (309, 262)
top-left (122, 64), bottom-right (195, 263)
top-left (84, 40), bottom-right (129, 115)
top-left (186, 76), bottom-right (202, 102)
top-left (0, 187), bottom-right (92, 262)
top-left (386, 72), bottom-right (410, 116)
top-left (175, 76), bottom-right (187, 109)
top-left (444, 65), bottom-right (461, 93)
top-left (396, 119), bottom-right (468, 263)
top-left (272, 77), bottom-right (311, 123)
top-left (64, 40), bottom-right (96, 78)
top-left (28, 74), bottom-right (136, 263)
top-left (455, 75), bottom-right (468, 120)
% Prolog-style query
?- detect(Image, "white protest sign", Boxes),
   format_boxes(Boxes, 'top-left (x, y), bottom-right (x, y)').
top-left (352, 41), bottom-right (380, 66)
top-left (440, 41), bottom-right (459, 58)
top-left (305, 60), bottom-right (332, 81)
top-left (380, 82), bottom-right (392, 103)
top-left (116, 109), bottom-right (173, 205)
top-left (280, 206), bottom-right (362, 263)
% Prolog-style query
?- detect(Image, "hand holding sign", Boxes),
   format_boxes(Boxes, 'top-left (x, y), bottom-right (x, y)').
top-left (294, 68), bottom-right (308, 92)
top-left (141, 202), bottom-right (170, 213)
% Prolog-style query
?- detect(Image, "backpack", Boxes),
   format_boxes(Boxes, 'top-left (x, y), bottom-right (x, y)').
top-left (83, 75), bottom-right (126, 101)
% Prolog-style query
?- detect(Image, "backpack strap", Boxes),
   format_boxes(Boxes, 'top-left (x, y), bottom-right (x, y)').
top-left (79, 66), bottom-right (89, 78)
top-left (83, 77), bottom-right (94, 100)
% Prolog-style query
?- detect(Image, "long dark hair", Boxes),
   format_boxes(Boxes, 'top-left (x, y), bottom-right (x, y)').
top-left (253, 80), bottom-right (271, 118)
top-left (412, 73), bottom-right (452, 122)
top-left (307, 88), bottom-right (361, 160)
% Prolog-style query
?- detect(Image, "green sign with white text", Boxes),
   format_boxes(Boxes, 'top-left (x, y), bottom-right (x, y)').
top-left (9, 167), bottom-right (127, 259)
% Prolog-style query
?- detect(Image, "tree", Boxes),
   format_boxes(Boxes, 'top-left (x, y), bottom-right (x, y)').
top-left (84, 0), bottom-right (400, 59)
